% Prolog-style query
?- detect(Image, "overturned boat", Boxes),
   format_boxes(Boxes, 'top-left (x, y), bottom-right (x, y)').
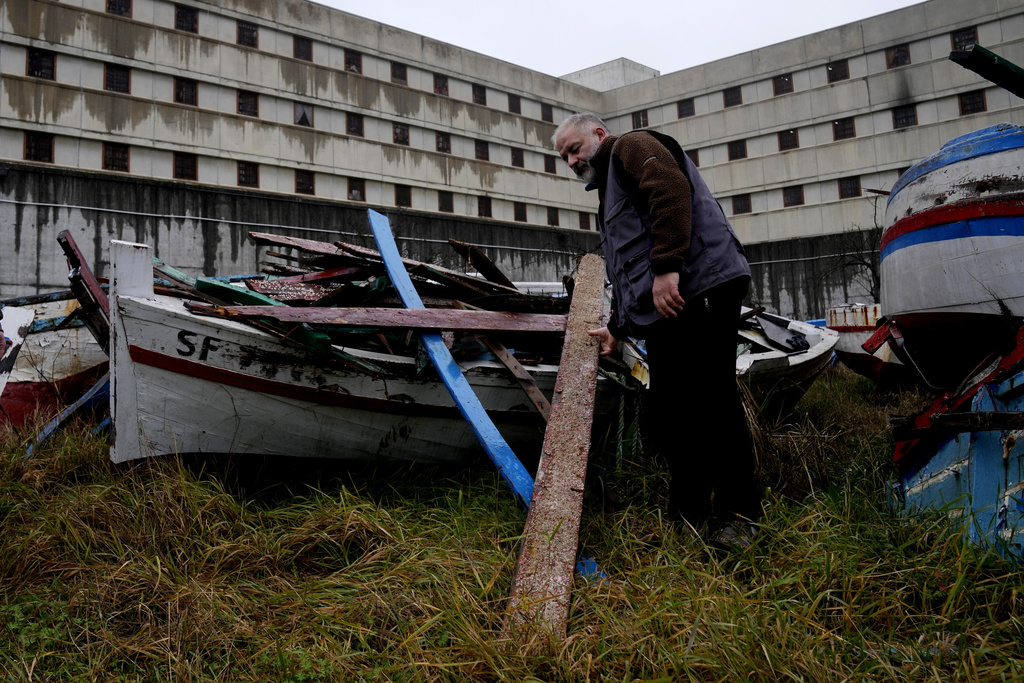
top-left (875, 122), bottom-right (1024, 389)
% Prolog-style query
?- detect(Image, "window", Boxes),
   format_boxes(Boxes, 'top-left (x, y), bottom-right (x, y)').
top-left (237, 161), bottom-right (259, 188)
top-left (723, 86), bottom-right (742, 107)
top-left (631, 110), bottom-right (648, 129)
top-left (684, 149), bottom-right (699, 167)
top-left (103, 142), bottom-right (130, 172)
top-left (732, 194), bottom-right (752, 214)
top-left (477, 196), bottom-right (492, 218)
top-left (393, 123), bottom-right (409, 146)
top-left (541, 103), bottom-right (553, 123)
top-left (838, 176), bottom-right (861, 199)
top-left (237, 90), bottom-right (258, 117)
top-left (391, 62), bottom-right (407, 85)
top-left (474, 140), bottom-right (489, 161)
top-left (508, 94), bottom-right (521, 114)
top-left (472, 84), bottom-right (487, 106)
top-left (433, 74), bottom-right (448, 96)
top-left (783, 185), bottom-right (804, 207)
top-left (832, 117), bottom-right (855, 140)
top-left (348, 178), bottom-right (365, 201)
top-left (436, 132), bottom-right (450, 153)
top-left (677, 98), bottom-right (695, 118)
top-left (344, 50), bottom-right (362, 74)
top-left (772, 74), bottom-right (793, 96)
top-left (959, 89), bottom-right (987, 115)
top-left (27, 49), bottom-right (55, 80)
top-left (237, 20), bottom-right (258, 48)
top-left (886, 43), bottom-right (911, 69)
top-left (24, 132), bottom-right (54, 163)
top-left (951, 27), bottom-right (977, 53)
top-left (579, 213), bottom-right (591, 231)
top-left (294, 102), bottom-right (313, 127)
top-left (546, 207), bottom-right (559, 227)
top-left (727, 140), bottom-right (747, 161)
top-left (294, 35), bottom-right (312, 61)
top-left (826, 59), bottom-right (849, 83)
top-left (174, 77), bottom-right (197, 106)
top-left (175, 5), bottom-right (198, 33)
top-left (511, 148), bottom-right (524, 168)
top-left (173, 152), bottom-right (197, 180)
top-left (438, 190), bottom-right (453, 213)
top-left (544, 155), bottom-right (557, 174)
top-left (892, 104), bottom-right (917, 129)
top-left (346, 112), bottom-right (363, 137)
top-left (104, 64), bottom-right (130, 93)
top-left (106, 0), bottom-right (131, 17)
top-left (295, 169), bottom-right (315, 195)
top-left (777, 129), bottom-right (799, 151)
top-left (514, 202), bottom-right (527, 222)
top-left (395, 184), bottom-right (411, 208)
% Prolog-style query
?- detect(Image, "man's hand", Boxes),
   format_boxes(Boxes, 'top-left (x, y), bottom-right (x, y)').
top-left (587, 327), bottom-right (619, 356)
top-left (652, 271), bottom-right (685, 318)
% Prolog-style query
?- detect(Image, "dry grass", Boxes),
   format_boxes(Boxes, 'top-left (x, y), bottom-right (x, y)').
top-left (1, 366), bottom-right (1022, 681)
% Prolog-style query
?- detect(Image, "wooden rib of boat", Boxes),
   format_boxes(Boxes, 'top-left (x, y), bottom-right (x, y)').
top-left (0, 293), bottom-right (108, 426)
top-left (108, 241), bottom-right (613, 466)
top-left (879, 122), bottom-right (1024, 388)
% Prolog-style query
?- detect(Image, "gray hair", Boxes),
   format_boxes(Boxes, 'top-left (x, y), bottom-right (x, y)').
top-left (551, 112), bottom-right (610, 146)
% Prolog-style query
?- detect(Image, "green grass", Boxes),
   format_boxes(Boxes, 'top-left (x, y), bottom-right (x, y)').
top-left (1, 366), bottom-right (1022, 681)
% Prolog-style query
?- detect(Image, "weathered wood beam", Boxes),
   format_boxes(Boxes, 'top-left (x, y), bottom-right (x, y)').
top-left (249, 231), bottom-right (348, 257)
top-left (502, 252), bottom-right (604, 651)
top-left (184, 304), bottom-right (568, 333)
top-left (448, 239), bottom-right (518, 290)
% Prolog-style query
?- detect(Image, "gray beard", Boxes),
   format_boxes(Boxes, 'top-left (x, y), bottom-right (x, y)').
top-left (577, 165), bottom-right (596, 183)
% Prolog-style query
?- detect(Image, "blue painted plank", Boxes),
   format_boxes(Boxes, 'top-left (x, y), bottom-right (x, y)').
top-left (366, 209), bottom-right (534, 508)
top-left (26, 372), bottom-right (110, 458)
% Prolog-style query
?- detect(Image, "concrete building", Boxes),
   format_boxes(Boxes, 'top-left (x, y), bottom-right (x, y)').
top-left (2, 0), bottom-right (1022, 317)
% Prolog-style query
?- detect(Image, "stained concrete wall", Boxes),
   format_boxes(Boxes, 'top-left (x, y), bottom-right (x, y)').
top-left (1, 163), bottom-right (879, 321)
top-left (0, 163), bottom-right (600, 298)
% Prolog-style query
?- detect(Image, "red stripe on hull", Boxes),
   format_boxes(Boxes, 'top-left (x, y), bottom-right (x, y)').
top-left (127, 345), bottom-right (539, 422)
top-left (880, 196), bottom-right (1024, 250)
top-left (0, 362), bottom-right (109, 427)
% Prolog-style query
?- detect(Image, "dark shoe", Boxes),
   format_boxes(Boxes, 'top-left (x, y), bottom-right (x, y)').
top-left (708, 521), bottom-right (759, 552)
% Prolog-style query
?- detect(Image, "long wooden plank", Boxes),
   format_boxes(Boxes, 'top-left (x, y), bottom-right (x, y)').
top-left (249, 232), bottom-right (348, 257)
top-left (503, 252), bottom-right (604, 650)
top-left (366, 209), bottom-right (534, 508)
top-left (183, 304), bottom-right (567, 333)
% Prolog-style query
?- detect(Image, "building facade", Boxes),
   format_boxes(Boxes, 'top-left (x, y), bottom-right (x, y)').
top-left (2, 0), bottom-right (1022, 315)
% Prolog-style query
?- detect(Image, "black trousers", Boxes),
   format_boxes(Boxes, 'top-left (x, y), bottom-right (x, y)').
top-left (640, 277), bottom-right (762, 526)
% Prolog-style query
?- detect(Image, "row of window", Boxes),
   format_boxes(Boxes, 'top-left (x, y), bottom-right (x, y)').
top-left (20, 131), bottom-right (582, 226)
top-left (728, 176), bottom-right (864, 216)
top-left (102, 3), bottom-right (558, 123)
top-left (633, 25), bottom-right (980, 126)
top-left (680, 91), bottom-right (986, 167)
top-left (29, 52), bottom-right (563, 170)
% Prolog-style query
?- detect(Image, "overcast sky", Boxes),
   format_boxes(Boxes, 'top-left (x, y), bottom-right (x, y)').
top-left (318, 0), bottom-right (926, 78)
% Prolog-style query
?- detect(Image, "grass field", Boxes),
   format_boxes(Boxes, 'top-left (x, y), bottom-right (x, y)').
top-left (1, 365), bottom-right (1022, 681)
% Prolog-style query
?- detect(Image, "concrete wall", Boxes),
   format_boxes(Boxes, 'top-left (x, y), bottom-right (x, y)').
top-left (0, 164), bottom-right (600, 298)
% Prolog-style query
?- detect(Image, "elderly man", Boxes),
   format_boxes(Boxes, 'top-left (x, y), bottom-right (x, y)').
top-left (554, 113), bottom-right (762, 544)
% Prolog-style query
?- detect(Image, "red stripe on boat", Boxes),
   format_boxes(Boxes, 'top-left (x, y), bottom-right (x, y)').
top-left (127, 345), bottom-right (536, 421)
top-left (880, 196), bottom-right (1024, 251)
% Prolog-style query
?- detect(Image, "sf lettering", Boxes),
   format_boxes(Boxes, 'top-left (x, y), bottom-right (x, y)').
top-left (176, 331), bottom-right (222, 360)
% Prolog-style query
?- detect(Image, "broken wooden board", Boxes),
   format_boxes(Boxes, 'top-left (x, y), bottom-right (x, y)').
top-left (366, 209), bottom-right (534, 508)
top-left (249, 232), bottom-right (349, 257)
top-left (183, 304), bottom-right (567, 334)
top-left (338, 240), bottom-right (521, 297)
top-left (452, 301), bottom-right (551, 422)
top-left (448, 239), bottom-right (518, 290)
top-left (502, 252), bottom-right (604, 650)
